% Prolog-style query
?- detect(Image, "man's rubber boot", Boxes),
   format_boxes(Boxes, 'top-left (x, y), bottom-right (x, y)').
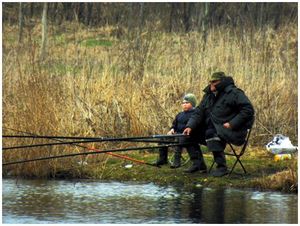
top-left (212, 151), bottom-right (227, 168)
top-left (211, 151), bottom-right (228, 177)
top-left (212, 167), bottom-right (228, 177)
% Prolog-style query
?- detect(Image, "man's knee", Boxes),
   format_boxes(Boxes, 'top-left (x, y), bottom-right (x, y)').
top-left (206, 139), bottom-right (226, 152)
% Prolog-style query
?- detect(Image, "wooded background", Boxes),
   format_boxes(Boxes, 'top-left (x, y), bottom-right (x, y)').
top-left (3, 2), bottom-right (297, 33)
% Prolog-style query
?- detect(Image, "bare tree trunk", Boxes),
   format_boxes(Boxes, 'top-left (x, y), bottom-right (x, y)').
top-left (138, 2), bottom-right (145, 32)
top-left (85, 3), bottom-right (93, 26)
top-left (169, 3), bottom-right (175, 32)
top-left (18, 3), bottom-right (24, 43)
top-left (183, 3), bottom-right (193, 32)
top-left (135, 3), bottom-right (145, 81)
top-left (29, 3), bottom-right (34, 18)
top-left (201, 3), bottom-right (209, 46)
top-left (73, 3), bottom-right (84, 23)
top-left (127, 3), bottom-right (134, 35)
top-left (258, 3), bottom-right (264, 29)
top-left (63, 3), bottom-right (72, 21)
top-left (40, 2), bottom-right (48, 61)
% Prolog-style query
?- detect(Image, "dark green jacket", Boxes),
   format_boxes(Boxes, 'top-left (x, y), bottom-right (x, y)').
top-left (186, 77), bottom-right (255, 145)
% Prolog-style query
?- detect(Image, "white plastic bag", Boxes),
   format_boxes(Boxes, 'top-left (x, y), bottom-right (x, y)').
top-left (266, 134), bottom-right (297, 154)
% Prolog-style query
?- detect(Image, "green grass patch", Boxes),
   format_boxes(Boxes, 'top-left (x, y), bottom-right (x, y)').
top-left (53, 34), bottom-right (66, 45)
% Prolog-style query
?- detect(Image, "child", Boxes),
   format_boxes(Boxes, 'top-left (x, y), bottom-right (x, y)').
top-left (155, 93), bottom-right (207, 172)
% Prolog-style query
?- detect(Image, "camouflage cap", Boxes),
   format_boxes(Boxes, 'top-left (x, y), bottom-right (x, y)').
top-left (210, 71), bottom-right (226, 82)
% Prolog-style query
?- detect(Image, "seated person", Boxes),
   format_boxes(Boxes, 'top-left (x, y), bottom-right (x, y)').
top-left (155, 93), bottom-right (207, 173)
top-left (184, 72), bottom-right (254, 176)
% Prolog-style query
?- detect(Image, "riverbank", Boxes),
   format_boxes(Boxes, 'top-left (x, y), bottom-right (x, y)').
top-left (4, 147), bottom-right (296, 193)
top-left (85, 148), bottom-right (297, 193)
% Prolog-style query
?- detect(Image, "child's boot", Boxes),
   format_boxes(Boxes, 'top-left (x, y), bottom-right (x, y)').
top-left (154, 147), bottom-right (168, 166)
top-left (184, 145), bottom-right (207, 173)
top-left (170, 148), bottom-right (181, 168)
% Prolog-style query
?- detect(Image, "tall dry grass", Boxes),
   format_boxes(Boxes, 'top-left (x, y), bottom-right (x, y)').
top-left (2, 22), bottom-right (297, 177)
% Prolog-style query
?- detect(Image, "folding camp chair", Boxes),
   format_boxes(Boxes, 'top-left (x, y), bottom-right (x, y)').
top-left (209, 129), bottom-right (252, 175)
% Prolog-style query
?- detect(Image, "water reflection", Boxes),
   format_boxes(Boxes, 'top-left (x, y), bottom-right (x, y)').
top-left (2, 179), bottom-right (298, 224)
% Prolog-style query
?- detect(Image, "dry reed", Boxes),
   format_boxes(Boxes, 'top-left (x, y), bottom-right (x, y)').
top-left (2, 22), bottom-right (297, 177)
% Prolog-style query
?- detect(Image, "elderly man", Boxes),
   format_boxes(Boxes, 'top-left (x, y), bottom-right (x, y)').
top-left (183, 72), bottom-right (255, 177)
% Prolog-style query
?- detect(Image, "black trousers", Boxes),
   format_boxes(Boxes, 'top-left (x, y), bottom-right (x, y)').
top-left (157, 137), bottom-right (182, 162)
top-left (178, 136), bottom-right (206, 167)
top-left (192, 125), bottom-right (227, 169)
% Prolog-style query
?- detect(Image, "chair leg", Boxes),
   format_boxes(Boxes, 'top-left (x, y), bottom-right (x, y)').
top-left (237, 158), bottom-right (247, 174)
top-left (229, 160), bottom-right (237, 175)
top-left (224, 129), bottom-right (251, 175)
top-left (209, 148), bottom-right (248, 175)
top-left (209, 161), bottom-right (215, 172)
top-left (229, 157), bottom-right (247, 175)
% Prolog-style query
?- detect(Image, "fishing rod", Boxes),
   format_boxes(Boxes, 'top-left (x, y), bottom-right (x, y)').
top-left (3, 127), bottom-right (184, 150)
top-left (4, 127), bottom-right (161, 167)
top-left (3, 134), bottom-right (185, 140)
top-left (3, 138), bottom-right (178, 150)
top-left (3, 143), bottom-right (190, 166)
top-left (3, 127), bottom-right (189, 167)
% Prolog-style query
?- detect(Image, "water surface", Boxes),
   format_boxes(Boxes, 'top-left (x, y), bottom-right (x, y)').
top-left (2, 179), bottom-right (298, 224)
